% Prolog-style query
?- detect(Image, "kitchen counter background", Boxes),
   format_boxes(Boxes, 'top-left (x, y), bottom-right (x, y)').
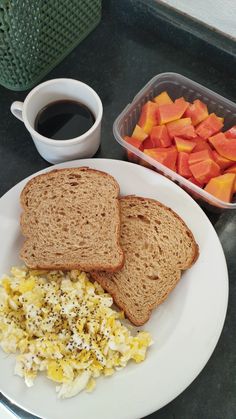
top-left (0, 1), bottom-right (236, 418)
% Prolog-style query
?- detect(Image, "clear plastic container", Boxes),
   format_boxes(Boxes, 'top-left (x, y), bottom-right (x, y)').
top-left (113, 72), bottom-right (236, 211)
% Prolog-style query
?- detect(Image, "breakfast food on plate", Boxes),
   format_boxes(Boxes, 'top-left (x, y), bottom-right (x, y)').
top-left (92, 196), bottom-right (198, 326)
top-left (0, 267), bottom-right (152, 398)
top-left (0, 164), bottom-right (200, 398)
top-left (20, 168), bottom-right (124, 271)
top-left (124, 91), bottom-right (236, 203)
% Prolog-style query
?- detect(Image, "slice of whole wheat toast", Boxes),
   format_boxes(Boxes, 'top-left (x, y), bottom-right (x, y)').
top-left (20, 167), bottom-right (124, 271)
top-left (91, 196), bottom-right (199, 326)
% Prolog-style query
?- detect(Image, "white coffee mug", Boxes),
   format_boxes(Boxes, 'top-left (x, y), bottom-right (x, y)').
top-left (10, 78), bottom-right (103, 164)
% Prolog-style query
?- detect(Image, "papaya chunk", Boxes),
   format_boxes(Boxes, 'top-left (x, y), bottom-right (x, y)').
top-left (204, 173), bottom-right (236, 202)
top-left (177, 152), bottom-right (192, 178)
top-left (166, 118), bottom-right (195, 139)
top-left (177, 124), bottom-right (196, 139)
top-left (193, 137), bottom-right (212, 152)
top-left (184, 99), bottom-right (209, 126)
top-left (144, 146), bottom-right (177, 171)
top-left (142, 136), bottom-right (157, 149)
top-left (124, 136), bottom-right (142, 163)
top-left (188, 176), bottom-right (204, 187)
top-left (224, 125), bottom-right (236, 139)
top-left (188, 149), bottom-right (213, 166)
top-left (174, 137), bottom-right (196, 153)
top-left (189, 159), bottom-right (221, 184)
top-left (212, 150), bottom-right (234, 170)
top-left (156, 97), bottom-right (189, 125)
top-left (132, 124), bottom-right (148, 142)
top-left (124, 135), bottom-right (142, 149)
top-left (150, 125), bottom-right (171, 147)
top-left (153, 91), bottom-right (173, 106)
top-left (208, 132), bottom-right (236, 161)
top-left (138, 101), bottom-right (159, 134)
top-left (196, 113), bottom-right (224, 139)
top-left (224, 166), bottom-right (236, 194)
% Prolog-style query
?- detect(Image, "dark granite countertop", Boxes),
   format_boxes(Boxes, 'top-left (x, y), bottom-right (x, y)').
top-left (0, 1), bottom-right (236, 418)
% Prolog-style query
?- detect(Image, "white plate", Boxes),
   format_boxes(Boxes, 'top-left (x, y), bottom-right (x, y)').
top-left (0, 159), bottom-right (228, 419)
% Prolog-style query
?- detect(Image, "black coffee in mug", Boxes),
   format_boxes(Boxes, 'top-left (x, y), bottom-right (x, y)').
top-left (34, 100), bottom-right (95, 140)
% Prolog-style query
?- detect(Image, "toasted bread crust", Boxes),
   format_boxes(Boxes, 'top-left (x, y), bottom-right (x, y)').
top-left (20, 167), bottom-right (119, 209)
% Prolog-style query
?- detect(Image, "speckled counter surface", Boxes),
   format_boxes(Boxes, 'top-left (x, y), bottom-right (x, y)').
top-left (0, 1), bottom-right (236, 418)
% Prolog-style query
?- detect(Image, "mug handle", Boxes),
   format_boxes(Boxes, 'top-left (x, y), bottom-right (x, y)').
top-left (10, 101), bottom-right (24, 122)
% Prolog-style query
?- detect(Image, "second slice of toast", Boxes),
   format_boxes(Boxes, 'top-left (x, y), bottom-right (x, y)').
top-left (91, 196), bottom-right (199, 325)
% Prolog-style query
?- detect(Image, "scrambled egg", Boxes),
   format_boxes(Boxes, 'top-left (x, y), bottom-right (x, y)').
top-left (0, 267), bottom-right (152, 398)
